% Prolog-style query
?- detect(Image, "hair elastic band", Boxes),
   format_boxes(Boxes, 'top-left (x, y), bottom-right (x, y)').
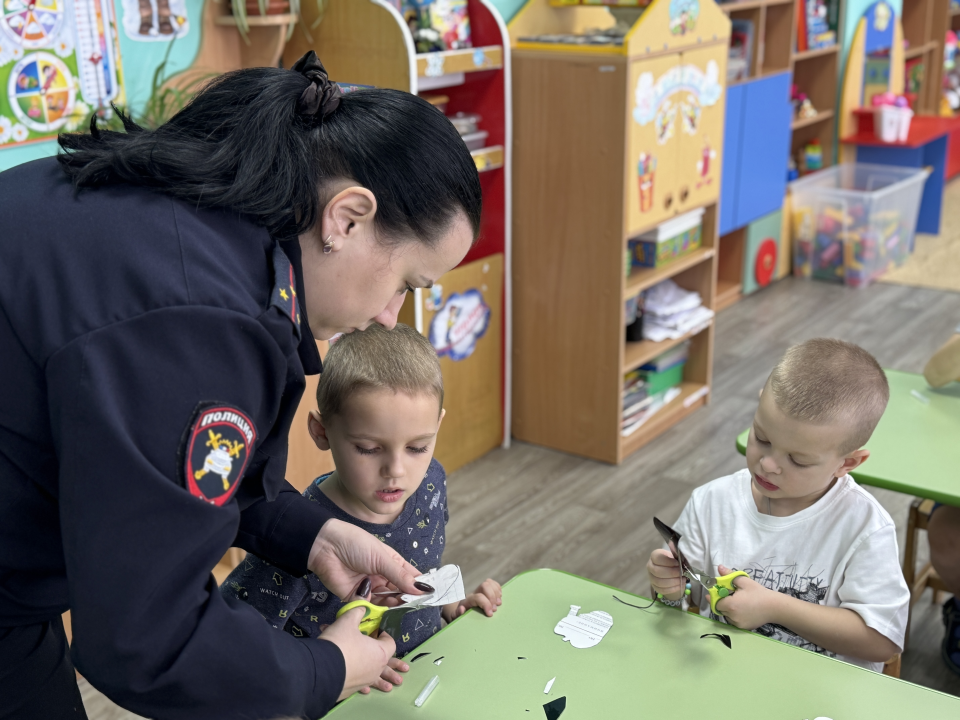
top-left (292, 51), bottom-right (342, 119)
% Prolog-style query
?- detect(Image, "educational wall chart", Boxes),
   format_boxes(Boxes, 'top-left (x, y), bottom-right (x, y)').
top-left (0, 0), bottom-right (123, 148)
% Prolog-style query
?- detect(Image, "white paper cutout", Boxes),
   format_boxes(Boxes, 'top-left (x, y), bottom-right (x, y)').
top-left (401, 564), bottom-right (466, 608)
top-left (544, 677), bottom-right (556, 694)
top-left (554, 605), bottom-right (613, 649)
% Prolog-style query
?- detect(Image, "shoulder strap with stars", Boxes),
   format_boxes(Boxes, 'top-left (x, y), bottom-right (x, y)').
top-left (270, 243), bottom-right (301, 339)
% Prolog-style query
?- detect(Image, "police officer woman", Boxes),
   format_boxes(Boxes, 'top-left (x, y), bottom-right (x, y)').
top-left (0, 53), bottom-right (481, 719)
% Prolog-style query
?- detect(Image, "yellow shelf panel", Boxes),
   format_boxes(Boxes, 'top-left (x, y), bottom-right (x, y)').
top-left (417, 46), bottom-right (503, 77)
top-left (791, 109), bottom-right (835, 130)
top-left (215, 13), bottom-right (298, 26)
top-left (720, 0), bottom-right (793, 13)
top-left (793, 45), bottom-right (839, 62)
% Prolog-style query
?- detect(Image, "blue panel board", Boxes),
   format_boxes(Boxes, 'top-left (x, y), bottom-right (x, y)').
top-left (855, 138), bottom-right (944, 235)
top-left (720, 83), bottom-right (745, 235)
top-left (735, 72), bottom-right (792, 228)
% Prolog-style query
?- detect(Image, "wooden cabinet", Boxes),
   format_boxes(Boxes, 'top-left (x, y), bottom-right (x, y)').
top-left (509, 0), bottom-right (730, 464)
top-left (626, 44), bottom-right (727, 233)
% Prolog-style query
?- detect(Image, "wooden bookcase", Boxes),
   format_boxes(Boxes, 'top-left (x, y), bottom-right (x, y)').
top-left (282, 0), bottom-right (513, 474)
top-left (788, 0), bottom-right (844, 172)
top-left (901, 0), bottom-right (951, 115)
top-left (509, 0), bottom-right (730, 464)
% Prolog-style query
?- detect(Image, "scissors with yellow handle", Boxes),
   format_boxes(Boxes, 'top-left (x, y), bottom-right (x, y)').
top-left (653, 517), bottom-right (749, 616)
top-left (335, 600), bottom-right (421, 641)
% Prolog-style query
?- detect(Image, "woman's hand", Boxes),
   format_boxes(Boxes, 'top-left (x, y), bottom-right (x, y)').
top-left (308, 519), bottom-right (428, 599)
top-left (319, 605), bottom-right (398, 701)
top-left (442, 578), bottom-right (502, 622)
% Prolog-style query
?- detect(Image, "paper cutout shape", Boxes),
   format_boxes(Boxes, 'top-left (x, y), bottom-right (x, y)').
top-left (401, 564), bottom-right (465, 608)
top-left (612, 594), bottom-right (655, 610)
top-left (543, 677), bottom-right (556, 694)
top-left (434, 656), bottom-right (444, 665)
top-left (410, 652), bottom-right (431, 662)
top-left (553, 605), bottom-right (613, 649)
top-left (700, 633), bottom-right (732, 649)
top-left (543, 697), bottom-right (567, 720)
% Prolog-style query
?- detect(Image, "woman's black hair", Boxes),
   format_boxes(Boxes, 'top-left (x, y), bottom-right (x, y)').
top-left (57, 66), bottom-right (482, 244)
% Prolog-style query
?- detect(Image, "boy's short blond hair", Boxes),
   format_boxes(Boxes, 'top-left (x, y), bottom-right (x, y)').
top-left (767, 338), bottom-right (889, 454)
top-left (317, 323), bottom-right (443, 418)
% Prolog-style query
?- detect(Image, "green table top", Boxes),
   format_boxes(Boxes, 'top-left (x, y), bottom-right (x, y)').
top-left (329, 569), bottom-right (960, 719)
top-left (736, 369), bottom-right (960, 507)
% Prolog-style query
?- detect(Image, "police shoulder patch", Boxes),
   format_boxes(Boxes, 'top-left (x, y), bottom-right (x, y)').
top-left (271, 243), bottom-right (301, 339)
top-left (181, 403), bottom-right (257, 506)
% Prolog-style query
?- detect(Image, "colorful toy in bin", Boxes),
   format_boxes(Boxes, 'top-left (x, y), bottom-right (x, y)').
top-left (790, 163), bottom-right (930, 288)
top-left (630, 208), bottom-right (704, 269)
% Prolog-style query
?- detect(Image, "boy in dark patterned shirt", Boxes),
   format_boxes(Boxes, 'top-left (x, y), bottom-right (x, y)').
top-left (222, 324), bottom-right (501, 693)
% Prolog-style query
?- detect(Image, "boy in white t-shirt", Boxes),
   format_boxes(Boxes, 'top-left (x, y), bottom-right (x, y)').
top-left (647, 338), bottom-right (910, 671)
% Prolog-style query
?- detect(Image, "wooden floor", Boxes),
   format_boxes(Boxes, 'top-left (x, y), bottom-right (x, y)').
top-left (81, 276), bottom-right (960, 716)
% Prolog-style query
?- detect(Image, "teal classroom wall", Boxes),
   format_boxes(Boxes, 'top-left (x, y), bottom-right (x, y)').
top-left (840, 0), bottom-right (902, 74)
top-left (1, 0), bottom-right (522, 172)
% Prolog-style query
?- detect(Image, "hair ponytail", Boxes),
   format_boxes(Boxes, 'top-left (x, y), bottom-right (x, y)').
top-left (57, 64), bottom-right (482, 245)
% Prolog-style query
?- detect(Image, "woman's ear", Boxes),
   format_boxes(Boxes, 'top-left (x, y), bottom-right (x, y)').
top-left (321, 186), bottom-right (377, 250)
top-left (307, 410), bottom-right (332, 451)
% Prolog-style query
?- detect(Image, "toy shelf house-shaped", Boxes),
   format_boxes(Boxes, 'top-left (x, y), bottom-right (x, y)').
top-left (510, 0), bottom-right (729, 464)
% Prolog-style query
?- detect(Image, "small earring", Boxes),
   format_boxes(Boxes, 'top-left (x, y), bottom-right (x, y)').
top-left (323, 236), bottom-right (334, 254)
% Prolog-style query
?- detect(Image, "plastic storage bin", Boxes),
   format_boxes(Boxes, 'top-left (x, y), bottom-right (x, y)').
top-left (629, 207), bottom-right (704, 269)
top-left (790, 163), bottom-right (930, 288)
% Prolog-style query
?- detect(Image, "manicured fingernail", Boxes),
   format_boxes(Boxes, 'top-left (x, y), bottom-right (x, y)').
top-left (415, 581), bottom-right (435, 592)
top-left (357, 578), bottom-right (371, 598)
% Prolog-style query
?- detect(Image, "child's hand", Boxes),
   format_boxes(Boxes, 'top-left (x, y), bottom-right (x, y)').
top-left (713, 564), bottom-right (773, 630)
top-left (647, 549), bottom-right (685, 599)
top-left (442, 579), bottom-right (502, 622)
top-left (358, 657), bottom-right (409, 694)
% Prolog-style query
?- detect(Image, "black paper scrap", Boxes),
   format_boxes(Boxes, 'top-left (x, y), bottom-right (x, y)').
top-left (612, 594), bottom-right (656, 610)
top-left (543, 696), bottom-right (567, 720)
top-left (433, 656), bottom-right (445, 665)
top-left (518, 656), bottom-right (526, 660)
top-left (410, 652), bottom-right (431, 662)
top-left (700, 633), bottom-right (732, 649)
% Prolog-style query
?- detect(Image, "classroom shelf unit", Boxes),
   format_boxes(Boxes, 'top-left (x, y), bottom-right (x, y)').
top-left (280, 0), bottom-right (512, 475)
top-left (901, 0), bottom-right (950, 116)
top-left (509, 0), bottom-right (730, 464)
top-left (715, 0), bottom-right (844, 310)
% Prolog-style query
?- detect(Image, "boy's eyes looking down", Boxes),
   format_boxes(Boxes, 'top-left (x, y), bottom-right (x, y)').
top-left (353, 444), bottom-right (430, 456)
top-left (753, 426), bottom-right (816, 469)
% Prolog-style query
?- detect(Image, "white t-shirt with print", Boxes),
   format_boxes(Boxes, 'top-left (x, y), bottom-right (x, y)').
top-left (673, 469), bottom-right (909, 672)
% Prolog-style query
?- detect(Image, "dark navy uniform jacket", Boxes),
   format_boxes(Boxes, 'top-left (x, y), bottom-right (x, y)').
top-left (0, 158), bottom-right (345, 719)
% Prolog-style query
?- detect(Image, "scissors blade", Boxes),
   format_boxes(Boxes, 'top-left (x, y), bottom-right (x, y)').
top-left (378, 605), bottom-right (421, 642)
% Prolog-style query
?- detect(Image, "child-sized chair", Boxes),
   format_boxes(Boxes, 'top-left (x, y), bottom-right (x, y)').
top-left (902, 498), bottom-right (950, 647)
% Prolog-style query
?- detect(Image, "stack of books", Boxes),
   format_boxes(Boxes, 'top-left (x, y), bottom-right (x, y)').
top-left (796, 0), bottom-right (837, 53)
top-left (621, 342), bottom-right (690, 437)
